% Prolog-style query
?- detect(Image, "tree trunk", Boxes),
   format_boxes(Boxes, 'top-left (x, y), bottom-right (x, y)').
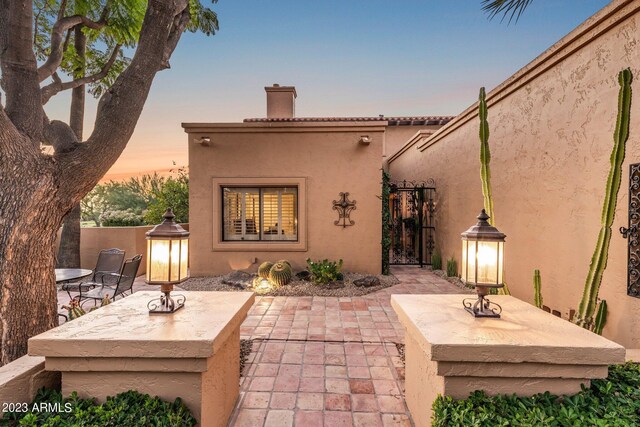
top-left (56, 26), bottom-right (86, 268)
top-left (0, 0), bottom-right (190, 366)
top-left (56, 204), bottom-right (81, 267)
top-left (0, 152), bottom-right (60, 365)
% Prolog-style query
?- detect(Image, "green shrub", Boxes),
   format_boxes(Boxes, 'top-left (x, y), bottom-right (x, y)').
top-left (2, 388), bottom-right (196, 426)
top-left (143, 168), bottom-right (189, 225)
top-left (432, 362), bottom-right (640, 427)
top-left (446, 257), bottom-right (457, 277)
top-left (99, 209), bottom-right (144, 227)
top-left (431, 248), bottom-right (442, 270)
top-left (306, 258), bottom-right (344, 285)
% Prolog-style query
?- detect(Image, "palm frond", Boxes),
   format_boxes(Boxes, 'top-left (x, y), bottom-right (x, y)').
top-left (481, 0), bottom-right (534, 23)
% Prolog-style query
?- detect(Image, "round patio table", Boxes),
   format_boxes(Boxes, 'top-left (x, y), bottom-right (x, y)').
top-left (55, 268), bottom-right (93, 284)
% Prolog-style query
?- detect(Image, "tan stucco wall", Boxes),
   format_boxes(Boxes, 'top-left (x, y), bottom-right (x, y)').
top-left (79, 226), bottom-right (149, 273)
top-left (62, 224), bottom-right (189, 275)
top-left (184, 122), bottom-right (384, 275)
top-left (56, 224), bottom-right (189, 275)
top-left (0, 356), bottom-right (60, 412)
top-left (389, 0), bottom-right (640, 348)
top-left (384, 125), bottom-right (442, 162)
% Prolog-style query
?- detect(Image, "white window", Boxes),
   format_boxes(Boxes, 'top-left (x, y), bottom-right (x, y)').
top-left (222, 187), bottom-right (297, 241)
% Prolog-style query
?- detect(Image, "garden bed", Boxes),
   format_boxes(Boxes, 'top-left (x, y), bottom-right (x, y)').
top-left (432, 362), bottom-right (640, 426)
top-left (179, 272), bottom-right (399, 297)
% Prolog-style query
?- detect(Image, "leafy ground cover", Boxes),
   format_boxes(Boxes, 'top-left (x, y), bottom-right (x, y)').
top-left (433, 362), bottom-right (640, 426)
top-left (1, 389), bottom-right (196, 427)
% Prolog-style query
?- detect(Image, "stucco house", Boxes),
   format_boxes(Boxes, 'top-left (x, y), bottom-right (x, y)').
top-left (183, 85), bottom-right (451, 276)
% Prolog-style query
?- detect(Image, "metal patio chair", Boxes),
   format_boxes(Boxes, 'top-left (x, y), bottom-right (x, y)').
top-left (77, 255), bottom-right (142, 307)
top-left (61, 248), bottom-right (125, 299)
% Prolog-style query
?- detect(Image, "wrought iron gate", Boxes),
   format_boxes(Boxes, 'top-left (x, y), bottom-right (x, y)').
top-left (621, 163), bottom-right (640, 298)
top-left (389, 180), bottom-right (435, 266)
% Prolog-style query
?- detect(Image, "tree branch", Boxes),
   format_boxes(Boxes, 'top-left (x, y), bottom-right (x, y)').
top-left (57, 0), bottom-right (68, 20)
top-left (62, 28), bottom-right (71, 54)
top-left (55, 0), bottom-right (190, 206)
top-left (37, 14), bottom-right (106, 82)
top-left (161, 6), bottom-right (191, 69)
top-left (43, 119), bottom-right (79, 153)
top-left (0, 0), bottom-right (45, 139)
top-left (40, 45), bottom-right (121, 104)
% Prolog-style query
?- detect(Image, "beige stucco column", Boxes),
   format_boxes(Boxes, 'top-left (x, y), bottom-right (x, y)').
top-left (391, 294), bottom-right (625, 427)
top-left (29, 291), bottom-right (255, 427)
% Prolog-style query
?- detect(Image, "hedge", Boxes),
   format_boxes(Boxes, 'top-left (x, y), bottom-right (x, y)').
top-left (433, 362), bottom-right (640, 426)
top-left (1, 389), bottom-right (196, 427)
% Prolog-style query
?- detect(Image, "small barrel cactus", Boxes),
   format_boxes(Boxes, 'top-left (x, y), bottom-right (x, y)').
top-left (64, 299), bottom-right (86, 320)
top-left (277, 259), bottom-right (292, 269)
top-left (269, 262), bottom-right (292, 287)
top-left (258, 261), bottom-right (274, 279)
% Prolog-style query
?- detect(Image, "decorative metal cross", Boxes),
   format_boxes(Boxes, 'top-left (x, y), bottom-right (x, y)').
top-left (332, 192), bottom-right (357, 227)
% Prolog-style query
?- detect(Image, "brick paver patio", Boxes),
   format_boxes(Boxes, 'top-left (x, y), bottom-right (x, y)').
top-left (56, 266), bottom-right (466, 426)
top-left (230, 266), bottom-right (467, 427)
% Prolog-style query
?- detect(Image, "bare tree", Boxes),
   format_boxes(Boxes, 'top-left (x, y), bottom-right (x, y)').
top-left (0, 0), bottom-right (210, 364)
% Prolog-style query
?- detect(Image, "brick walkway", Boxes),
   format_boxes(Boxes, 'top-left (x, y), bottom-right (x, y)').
top-left (56, 266), bottom-right (466, 426)
top-left (230, 266), bottom-right (467, 427)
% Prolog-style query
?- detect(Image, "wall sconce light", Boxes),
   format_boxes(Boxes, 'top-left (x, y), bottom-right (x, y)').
top-left (358, 135), bottom-right (371, 145)
top-left (145, 208), bottom-right (189, 314)
top-left (461, 209), bottom-right (506, 318)
top-left (196, 136), bottom-right (211, 146)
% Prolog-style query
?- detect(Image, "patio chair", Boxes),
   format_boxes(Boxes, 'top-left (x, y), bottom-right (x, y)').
top-left (77, 255), bottom-right (142, 307)
top-left (61, 248), bottom-right (125, 299)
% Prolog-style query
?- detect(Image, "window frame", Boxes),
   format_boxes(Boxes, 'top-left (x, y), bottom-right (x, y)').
top-left (221, 186), bottom-right (299, 242)
top-left (211, 177), bottom-right (307, 252)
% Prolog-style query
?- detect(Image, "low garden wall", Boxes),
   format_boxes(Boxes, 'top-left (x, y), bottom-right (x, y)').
top-left (57, 224), bottom-right (188, 275)
top-left (388, 0), bottom-right (640, 349)
top-left (0, 355), bottom-right (60, 412)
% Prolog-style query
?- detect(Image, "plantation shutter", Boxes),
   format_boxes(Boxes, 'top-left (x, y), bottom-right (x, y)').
top-left (261, 188), bottom-right (297, 241)
top-left (222, 186), bottom-right (297, 241)
top-left (223, 188), bottom-right (260, 240)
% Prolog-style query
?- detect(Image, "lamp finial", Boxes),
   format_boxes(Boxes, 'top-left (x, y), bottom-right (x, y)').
top-left (163, 208), bottom-right (175, 222)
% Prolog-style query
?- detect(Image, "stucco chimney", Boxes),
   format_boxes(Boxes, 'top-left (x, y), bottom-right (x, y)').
top-left (265, 84), bottom-right (297, 118)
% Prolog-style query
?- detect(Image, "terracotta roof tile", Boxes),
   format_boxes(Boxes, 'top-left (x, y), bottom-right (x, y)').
top-left (243, 116), bottom-right (454, 126)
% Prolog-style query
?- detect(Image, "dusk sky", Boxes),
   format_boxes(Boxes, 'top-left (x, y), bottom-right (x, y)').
top-left (45, 0), bottom-right (610, 179)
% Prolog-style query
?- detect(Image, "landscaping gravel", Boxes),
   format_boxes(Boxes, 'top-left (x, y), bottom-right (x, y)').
top-left (240, 339), bottom-right (253, 376)
top-left (180, 272), bottom-right (399, 297)
top-left (396, 343), bottom-right (405, 365)
top-left (429, 268), bottom-right (473, 291)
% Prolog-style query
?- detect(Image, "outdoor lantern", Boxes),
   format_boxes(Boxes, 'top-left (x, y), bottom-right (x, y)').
top-left (461, 209), bottom-right (506, 318)
top-left (145, 208), bottom-right (189, 314)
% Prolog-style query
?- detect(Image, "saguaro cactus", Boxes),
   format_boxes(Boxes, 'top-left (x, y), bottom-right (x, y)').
top-left (479, 87), bottom-right (510, 295)
top-left (576, 68), bottom-right (633, 328)
top-left (479, 87), bottom-right (495, 225)
top-left (593, 300), bottom-right (608, 335)
top-left (533, 269), bottom-right (542, 309)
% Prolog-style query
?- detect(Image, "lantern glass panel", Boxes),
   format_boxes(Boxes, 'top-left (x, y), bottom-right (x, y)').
top-left (464, 240), bottom-right (477, 284)
top-left (169, 240), bottom-right (180, 282)
top-left (147, 239), bottom-right (171, 283)
top-left (498, 241), bottom-right (504, 285)
top-left (461, 240), bottom-right (468, 282)
top-left (180, 238), bottom-right (189, 280)
top-left (476, 240), bottom-right (499, 284)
